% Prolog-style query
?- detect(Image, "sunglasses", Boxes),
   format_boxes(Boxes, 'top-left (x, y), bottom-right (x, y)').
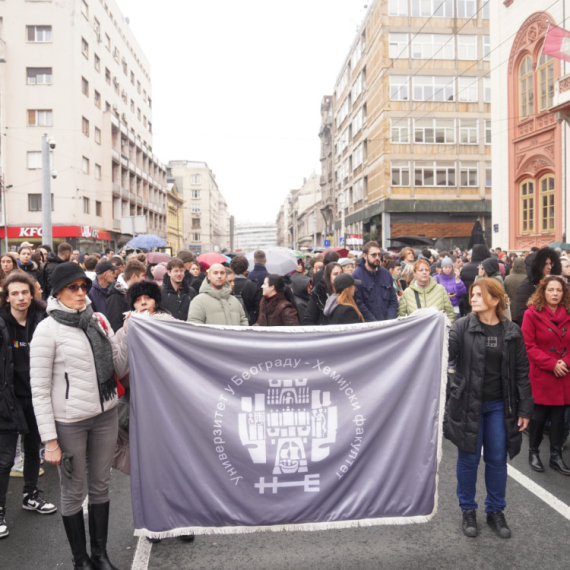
top-left (367, 253), bottom-right (381, 258)
top-left (66, 283), bottom-right (90, 293)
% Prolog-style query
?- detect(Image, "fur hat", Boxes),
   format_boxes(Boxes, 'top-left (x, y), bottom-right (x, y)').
top-left (127, 280), bottom-right (162, 311)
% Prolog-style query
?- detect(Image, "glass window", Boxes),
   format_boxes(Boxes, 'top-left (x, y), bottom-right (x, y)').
top-left (96, 201), bottom-right (102, 216)
top-left (457, 35), bottom-right (477, 60)
top-left (411, 0), bottom-right (454, 17)
top-left (459, 119), bottom-right (478, 144)
top-left (538, 53), bottom-right (554, 112)
top-left (485, 162), bottom-right (492, 187)
top-left (391, 118), bottom-right (410, 143)
top-left (389, 0), bottom-right (408, 15)
top-left (82, 116), bottom-right (89, 137)
top-left (81, 37), bottom-right (89, 58)
top-left (519, 55), bottom-right (534, 120)
top-left (412, 34), bottom-right (454, 59)
top-left (27, 110), bottom-right (53, 127)
top-left (484, 76), bottom-right (491, 103)
top-left (95, 164), bottom-right (101, 180)
top-left (389, 33), bottom-right (409, 59)
top-left (485, 119), bottom-right (491, 144)
top-left (81, 76), bottom-right (89, 97)
top-left (191, 174), bottom-right (201, 185)
top-left (27, 151), bottom-right (42, 169)
top-left (82, 157), bottom-right (89, 174)
top-left (482, 0), bottom-right (490, 19)
top-left (460, 162), bottom-right (478, 186)
top-left (390, 76), bottom-right (410, 101)
top-left (27, 68), bottom-right (52, 85)
top-left (435, 161), bottom-right (456, 186)
top-left (540, 175), bottom-right (555, 231)
top-left (413, 76), bottom-right (455, 102)
top-left (391, 161), bottom-right (410, 186)
top-left (483, 36), bottom-right (490, 60)
top-left (414, 118), bottom-right (455, 143)
top-left (94, 90), bottom-right (101, 108)
top-left (81, 0), bottom-right (89, 19)
top-left (95, 127), bottom-right (101, 144)
top-left (520, 179), bottom-right (535, 233)
top-left (458, 77), bottom-right (478, 102)
top-left (27, 25), bottom-right (52, 42)
top-left (83, 197), bottom-right (90, 214)
top-left (94, 53), bottom-right (100, 72)
top-left (457, 0), bottom-right (476, 18)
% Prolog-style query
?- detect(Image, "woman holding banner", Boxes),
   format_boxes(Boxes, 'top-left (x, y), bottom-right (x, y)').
top-left (30, 263), bottom-right (127, 570)
top-left (445, 278), bottom-right (533, 540)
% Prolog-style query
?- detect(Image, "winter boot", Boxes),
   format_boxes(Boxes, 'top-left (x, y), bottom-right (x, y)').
top-left (88, 502), bottom-right (120, 570)
top-left (62, 510), bottom-right (96, 569)
top-left (549, 418), bottom-right (570, 475)
top-left (486, 511), bottom-right (511, 539)
top-left (528, 419), bottom-right (545, 472)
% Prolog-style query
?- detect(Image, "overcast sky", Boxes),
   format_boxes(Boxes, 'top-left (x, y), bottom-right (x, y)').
top-left (117, 0), bottom-right (368, 224)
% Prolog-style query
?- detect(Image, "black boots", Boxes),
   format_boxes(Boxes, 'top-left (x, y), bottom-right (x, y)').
top-left (528, 419), bottom-right (545, 472)
top-left (549, 450), bottom-right (570, 475)
top-left (62, 511), bottom-right (96, 569)
top-left (88, 502), bottom-right (120, 570)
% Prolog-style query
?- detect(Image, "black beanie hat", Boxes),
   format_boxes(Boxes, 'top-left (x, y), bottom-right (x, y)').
top-left (50, 262), bottom-right (92, 296)
top-left (127, 280), bottom-right (162, 311)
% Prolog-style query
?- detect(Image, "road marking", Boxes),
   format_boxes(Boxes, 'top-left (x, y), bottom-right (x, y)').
top-left (131, 536), bottom-right (152, 570)
top-left (508, 464), bottom-right (570, 521)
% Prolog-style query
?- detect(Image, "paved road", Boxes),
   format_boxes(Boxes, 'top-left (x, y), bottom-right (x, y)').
top-left (2, 437), bottom-right (570, 570)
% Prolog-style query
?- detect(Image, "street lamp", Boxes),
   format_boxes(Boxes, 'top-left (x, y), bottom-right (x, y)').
top-left (2, 182), bottom-right (12, 253)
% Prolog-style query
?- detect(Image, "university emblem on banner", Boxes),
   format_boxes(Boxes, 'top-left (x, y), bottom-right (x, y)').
top-left (238, 378), bottom-right (337, 494)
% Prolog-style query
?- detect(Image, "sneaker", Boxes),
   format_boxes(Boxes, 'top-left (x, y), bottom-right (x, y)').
top-left (22, 489), bottom-right (57, 514)
top-left (10, 461), bottom-right (44, 478)
top-left (462, 510), bottom-right (477, 537)
top-left (486, 511), bottom-right (511, 539)
top-left (0, 508), bottom-right (8, 538)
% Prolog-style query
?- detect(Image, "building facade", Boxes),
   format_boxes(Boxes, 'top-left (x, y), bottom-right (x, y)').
top-left (234, 223), bottom-right (277, 252)
top-left (168, 160), bottom-right (231, 254)
top-left (0, 0), bottom-right (168, 252)
top-left (491, 2), bottom-right (567, 250)
top-left (330, 0), bottom-right (492, 251)
top-left (166, 181), bottom-right (184, 255)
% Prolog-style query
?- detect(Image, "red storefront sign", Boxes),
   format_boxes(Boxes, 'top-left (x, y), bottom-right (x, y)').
top-left (0, 226), bottom-right (113, 241)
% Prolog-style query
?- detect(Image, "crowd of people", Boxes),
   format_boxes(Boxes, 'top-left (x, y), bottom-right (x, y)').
top-left (0, 239), bottom-right (569, 566)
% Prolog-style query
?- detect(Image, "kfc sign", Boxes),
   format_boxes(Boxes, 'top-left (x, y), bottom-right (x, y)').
top-left (19, 227), bottom-right (43, 237)
top-left (80, 226), bottom-right (99, 239)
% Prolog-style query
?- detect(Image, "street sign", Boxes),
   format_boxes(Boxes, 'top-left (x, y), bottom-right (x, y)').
top-left (339, 237), bottom-right (344, 244)
top-left (324, 239), bottom-right (331, 247)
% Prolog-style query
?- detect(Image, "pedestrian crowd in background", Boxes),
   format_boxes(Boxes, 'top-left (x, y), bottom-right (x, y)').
top-left (0, 238), bottom-right (570, 567)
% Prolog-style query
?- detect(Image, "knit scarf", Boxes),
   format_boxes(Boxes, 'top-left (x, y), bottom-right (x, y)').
top-left (50, 304), bottom-right (116, 402)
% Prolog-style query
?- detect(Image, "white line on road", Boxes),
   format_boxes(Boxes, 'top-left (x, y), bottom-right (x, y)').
top-left (131, 536), bottom-right (152, 570)
top-left (507, 464), bottom-right (570, 521)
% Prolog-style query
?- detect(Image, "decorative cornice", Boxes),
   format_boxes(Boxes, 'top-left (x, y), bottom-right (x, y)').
top-left (508, 12), bottom-right (552, 73)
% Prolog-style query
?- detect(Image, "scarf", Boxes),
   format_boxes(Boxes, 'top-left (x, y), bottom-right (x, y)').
top-left (50, 304), bottom-right (116, 402)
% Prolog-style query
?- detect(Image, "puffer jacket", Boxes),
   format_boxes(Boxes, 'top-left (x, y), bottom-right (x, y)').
top-left (504, 257), bottom-right (527, 317)
top-left (187, 279), bottom-right (248, 326)
top-left (397, 277), bottom-right (455, 323)
top-left (255, 293), bottom-right (299, 326)
top-left (17, 260), bottom-right (40, 281)
top-left (30, 296), bottom-right (128, 443)
top-left (444, 314), bottom-right (533, 459)
top-left (434, 272), bottom-right (467, 307)
top-left (352, 257), bottom-right (398, 322)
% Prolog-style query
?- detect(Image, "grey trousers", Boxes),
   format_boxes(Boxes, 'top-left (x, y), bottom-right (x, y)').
top-left (55, 407), bottom-right (118, 516)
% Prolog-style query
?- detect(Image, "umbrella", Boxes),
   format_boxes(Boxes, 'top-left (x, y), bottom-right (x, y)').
top-left (224, 252), bottom-right (242, 259)
top-left (246, 248), bottom-right (298, 276)
top-left (197, 252), bottom-right (230, 269)
top-left (467, 221), bottom-right (487, 250)
top-left (548, 242), bottom-right (570, 250)
top-left (127, 234), bottom-right (167, 250)
top-left (324, 247), bottom-right (349, 258)
top-left (290, 250), bottom-right (305, 259)
top-left (145, 252), bottom-right (171, 264)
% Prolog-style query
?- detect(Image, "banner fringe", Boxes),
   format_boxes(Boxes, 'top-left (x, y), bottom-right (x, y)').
top-left (134, 513), bottom-right (436, 538)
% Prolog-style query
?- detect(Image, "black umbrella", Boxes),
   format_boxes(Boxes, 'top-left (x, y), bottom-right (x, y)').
top-left (467, 220), bottom-right (487, 250)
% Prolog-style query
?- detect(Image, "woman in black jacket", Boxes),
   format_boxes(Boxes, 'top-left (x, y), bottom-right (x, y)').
top-left (302, 262), bottom-right (342, 325)
top-left (323, 274), bottom-right (364, 324)
top-left (445, 278), bottom-right (533, 540)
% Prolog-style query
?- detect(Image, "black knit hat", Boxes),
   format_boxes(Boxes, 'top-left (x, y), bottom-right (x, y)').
top-left (50, 262), bottom-right (92, 295)
top-left (127, 280), bottom-right (162, 311)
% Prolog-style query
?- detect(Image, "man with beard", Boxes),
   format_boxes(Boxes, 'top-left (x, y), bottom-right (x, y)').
top-left (352, 241), bottom-right (398, 322)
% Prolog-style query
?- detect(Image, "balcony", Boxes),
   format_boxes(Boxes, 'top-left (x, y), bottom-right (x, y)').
top-left (129, 161), bottom-right (136, 172)
top-left (142, 172), bottom-right (148, 181)
top-left (136, 167), bottom-right (142, 177)
top-left (110, 115), bottom-right (119, 128)
top-left (112, 219), bottom-right (121, 231)
top-left (112, 183), bottom-right (120, 197)
top-left (136, 196), bottom-right (143, 206)
top-left (121, 187), bottom-right (129, 199)
top-left (120, 155), bottom-right (128, 168)
top-left (143, 198), bottom-right (149, 208)
top-left (111, 150), bottom-right (120, 163)
top-left (120, 123), bottom-right (128, 136)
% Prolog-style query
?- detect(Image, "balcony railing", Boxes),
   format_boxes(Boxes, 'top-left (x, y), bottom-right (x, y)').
top-left (111, 150), bottom-right (120, 162)
top-left (112, 183), bottom-right (120, 196)
top-left (121, 187), bottom-right (129, 199)
top-left (112, 219), bottom-right (121, 231)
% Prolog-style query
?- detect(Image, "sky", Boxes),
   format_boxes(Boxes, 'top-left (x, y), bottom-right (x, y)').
top-left (116, 0), bottom-right (369, 224)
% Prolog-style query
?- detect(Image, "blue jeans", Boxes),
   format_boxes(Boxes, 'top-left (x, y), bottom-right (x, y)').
top-left (456, 399), bottom-right (507, 513)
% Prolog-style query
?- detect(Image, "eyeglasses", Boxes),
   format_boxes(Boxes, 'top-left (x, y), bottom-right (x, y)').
top-left (66, 283), bottom-right (90, 293)
top-left (368, 253), bottom-right (381, 258)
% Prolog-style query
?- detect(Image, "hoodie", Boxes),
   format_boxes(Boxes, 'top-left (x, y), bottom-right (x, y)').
top-left (105, 275), bottom-right (130, 332)
top-left (515, 248), bottom-right (561, 325)
top-left (291, 273), bottom-right (311, 323)
top-left (504, 257), bottom-right (527, 317)
top-left (475, 257), bottom-right (504, 286)
top-left (323, 293), bottom-right (362, 325)
top-left (460, 244), bottom-right (490, 294)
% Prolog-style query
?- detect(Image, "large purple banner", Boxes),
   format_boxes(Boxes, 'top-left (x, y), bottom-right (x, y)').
top-left (128, 310), bottom-right (446, 537)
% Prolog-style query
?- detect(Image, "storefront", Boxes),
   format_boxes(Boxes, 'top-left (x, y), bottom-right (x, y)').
top-left (0, 225), bottom-right (114, 253)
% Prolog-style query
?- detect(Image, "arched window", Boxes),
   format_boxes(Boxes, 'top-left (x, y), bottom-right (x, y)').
top-left (519, 55), bottom-right (534, 120)
top-left (537, 53), bottom-right (554, 112)
top-left (539, 174), bottom-right (555, 232)
top-left (520, 179), bottom-right (535, 233)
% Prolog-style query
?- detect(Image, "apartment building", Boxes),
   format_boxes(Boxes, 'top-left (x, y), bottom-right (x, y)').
top-left (167, 180), bottom-right (184, 255)
top-left (0, 0), bottom-right (167, 252)
top-left (235, 223), bottom-right (277, 252)
top-left (331, 0), bottom-right (491, 250)
top-left (491, 2), bottom-right (566, 250)
top-left (168, 160), bottom-right (231, 254)
top-left (287, 172), bottom-right (324, 251)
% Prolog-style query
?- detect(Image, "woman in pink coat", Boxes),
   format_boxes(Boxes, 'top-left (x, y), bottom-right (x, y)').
top-left (522, 275), bottom-right (570, 476)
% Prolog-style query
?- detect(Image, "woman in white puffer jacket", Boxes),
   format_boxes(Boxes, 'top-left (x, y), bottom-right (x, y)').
top-left (30, 263), bottom-right (127, 570)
